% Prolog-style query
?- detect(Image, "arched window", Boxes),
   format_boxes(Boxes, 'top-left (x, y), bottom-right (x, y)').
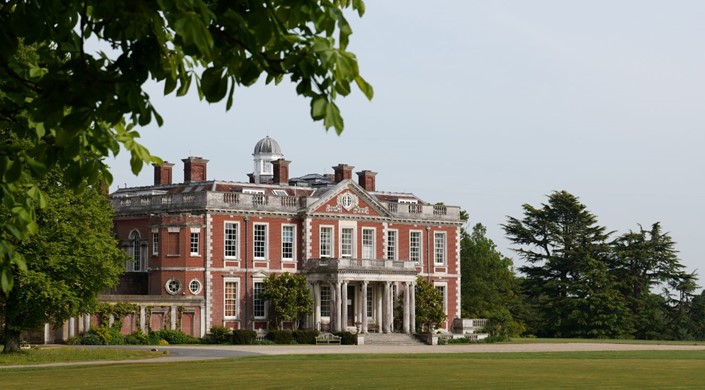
top-left (127, 230), bottom-right (145, 272)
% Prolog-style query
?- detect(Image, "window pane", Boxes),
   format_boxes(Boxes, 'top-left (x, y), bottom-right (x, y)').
top-left (152, 232), bottom-right (159, 256)
top-left (254, 224), bottom-right (267, 259)
top-left (320, 227), bottom-right (332, 258)
top-left (341, 228), bottom-right (353, 258)
top-left (362, 229), bottom-right (374, 259)
top-left (225, 281), bottom-right (238, 318)
top-left (282, 225), bottom-right (294, 260)
top-left (254, 282), bottom-right (265, 318)
top-left (225, 223), bottom-right (238, 258)
top-left (410, 231), bottom-right (421, 263)
top-left (387, 230), bottom-right (397, 260)
top-left (320, 285), bottom-right (331, 317)
top-left (434, 232), bottom-right (446, 265)
top-left (190, 232), bottom-right (199, 255)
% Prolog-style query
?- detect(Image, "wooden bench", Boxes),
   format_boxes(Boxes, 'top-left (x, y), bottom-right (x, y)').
top-left (315, 333), bottom-right (341, 344)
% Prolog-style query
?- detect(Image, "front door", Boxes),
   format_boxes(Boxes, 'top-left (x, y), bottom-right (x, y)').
top-left (347, 285), bottom-right (355, 326)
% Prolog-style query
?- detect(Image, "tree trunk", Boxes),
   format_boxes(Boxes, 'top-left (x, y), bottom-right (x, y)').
top-left (3, 326), bottom-right (21, 353)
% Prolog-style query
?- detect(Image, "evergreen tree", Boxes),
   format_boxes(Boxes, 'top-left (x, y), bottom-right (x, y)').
top-left (261, 272), bottom-right (313, 330)
top-left (414, 276), bottom-right (446, 333)
top-left (504, 191), bottom-right (631, 338)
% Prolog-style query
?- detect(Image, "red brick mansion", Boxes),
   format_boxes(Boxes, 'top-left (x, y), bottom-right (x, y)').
top-left (93, 137), bottom-right (463, 338)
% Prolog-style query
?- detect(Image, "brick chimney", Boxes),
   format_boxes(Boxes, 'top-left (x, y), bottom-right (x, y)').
top-left (182, 157), bottom-right (208, 183)
top-left (153, 161), bottom-right (174, 185)
top-left (332, 164), bottom-right (354, 183)
top-left (356, 170), bottom-right (377, 192)
top-left (272, 159), bottom-right (291, 185)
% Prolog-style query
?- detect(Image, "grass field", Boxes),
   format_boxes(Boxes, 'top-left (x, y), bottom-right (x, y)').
top-left (0, 347), bottom-right (162, 366)
top-left (1, 350), bottom-right (704, 389)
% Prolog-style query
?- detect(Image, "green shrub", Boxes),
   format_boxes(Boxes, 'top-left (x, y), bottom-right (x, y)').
top-left (206, 326), bottom-right (232, 344)
top-left (332, 331), bottom-right (356, 345)
top-left (484, 335), bottom-right (509, 343)
top-left (65, 336), bottom-right (81, 345)
top-left (125, 330), bottom-right (148, 345)
top-left (149, 330), bottom-right (199, 345)
top-left (266, 330), bottom-right (293, 344)
top-left (292, 329), bottom-right (319, 344)
top-left (253, 338), bottom-right (275, 345)
top-left (232, 329), bottom-right (257, 345)
top-left (80, 332), bottom-right (102, 345)
top-left (447, 337), bottom-right (473, 344)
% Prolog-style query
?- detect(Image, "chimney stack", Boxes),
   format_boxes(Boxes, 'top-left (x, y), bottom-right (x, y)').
top-left (182, 156), bottom-right (208, 183)
top-left (357, 170), bottom-right (377, 192)
top-left (272, 159), bottom-right (291, 185)
top-left (153, 161), bottom-right (174, 185)
top-left (332, 163), bottom-right (354, 183)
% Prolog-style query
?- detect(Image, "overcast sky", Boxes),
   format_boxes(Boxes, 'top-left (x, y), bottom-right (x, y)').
top-left (110, 1), bottom-right (705, 286)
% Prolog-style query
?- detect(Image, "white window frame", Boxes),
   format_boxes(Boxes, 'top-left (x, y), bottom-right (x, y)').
top-left (273, 189), bottom-right (288, 196)
top-left (189, 279), bottom-right (202, 295)
top-left (281, 224), bottom-right (296, 261)
top-left (127, 230), bottom-right (145, 272)
top-left (253, 281), bottom-right (267, 319)
top-left (151, 228), bottom-right (159, 256)
top-left (434, 282), bottom-right (448, 316)
top-left (224, 278), bottom-right (239, 319)
top-left (410, 230), bottom-right (422, 264)
top-left (361, 228), bottom-right (375, 260)
top-left (434, 231), bottom-right (446, 265)
top-left (320, 226), bottom-right (334, 258)
top-left (320, 285), bottom-right (331, 317)
top-left (224, 221), bottom-right (239, 259)
top-left (386, 229), bottom-right (398, 260)
top-left (339, 226), bottom-right (355, 259)
top-left (253, 223), bottom-right (268, 260)
top-left (165, 278), bottom-right (182, 295)
top-left (190, 228), bottom-right (200, 256)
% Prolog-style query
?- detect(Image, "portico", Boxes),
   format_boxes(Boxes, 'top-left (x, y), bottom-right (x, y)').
top-left (305, 258), bottom-right (417, 334)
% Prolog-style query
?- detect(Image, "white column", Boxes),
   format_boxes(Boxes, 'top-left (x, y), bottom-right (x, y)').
top-left (84, 314), bottom-right (91, 332)
top-left (376, 284), bottom-right (383, 333)
top-left (69, 317), bottom-right (76, 337)
top-left (334, 281), bottom-right (342, 332)
top-left (403, 282), bottom-right (410, 334)
top-left (171, 305), bottom-right (177, 330)
top-left (383, 282), bottom-right (391, 333)
top-left (410, 282), bottom-right (416, 333)
top-left (341, 281), bottom-right (348, 331)
top-left (44, 323), bottom-right (50, 345)
top-left (361, 281), bottom-right (368, 333)
top-left (313, 282), bottom-right (321, 331)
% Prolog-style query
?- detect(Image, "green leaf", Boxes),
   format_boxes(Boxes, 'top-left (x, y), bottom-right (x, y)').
top-left (311, 96), bottom-right (327, 119)
top-left (201, 67), bottom-right (228, 103)
top-left (355, 75), bottom-right (374, 100)
top-left (324, 101), bottom-right (344, 134)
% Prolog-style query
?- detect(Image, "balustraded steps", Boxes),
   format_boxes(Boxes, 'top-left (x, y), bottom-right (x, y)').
top-left (362, 333), bottom-right (425, 346)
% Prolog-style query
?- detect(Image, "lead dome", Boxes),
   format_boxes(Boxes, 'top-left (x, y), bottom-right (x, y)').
top-left (253, 136), bottom-right (282, 155)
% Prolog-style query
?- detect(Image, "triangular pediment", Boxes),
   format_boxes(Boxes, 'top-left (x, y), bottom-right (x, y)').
top-left (308, 180), bottom-right (390, 218)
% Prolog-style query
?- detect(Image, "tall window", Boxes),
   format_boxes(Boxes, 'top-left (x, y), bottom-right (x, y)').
top-left (224, 280), bottom-right (238, 318)
top-left (254, 224), bottom-right (267, 259)
top-left (190, 230), bottom-right (200, 256)
top-left (127, 230), bottom-right (144, 271)
top-left (386, 230), bottom-right (397, 260)
top-left (435, 285), bottom-right (447, 315)
top-left (224, 222), bottom-right (238, 259)
top-left (362, 228), bottom-right (375, 259)
top-left (434, 232), bottom-right (446, 265)
top-left (253, 282), bottom-right (265, 318)
top-left (320, 285), bottom-right (331, 317)
top-left (340, 227), bottom-right (353, 258)
top-left (282, 225), bottom-right (295, 261)
top-left (410, 231), bottom-right (421, 264)
top-left (366, 285), bottom-right (373, 320)
top-left (167, 231), bottom-right (180, 256)
top-left (151, 231), bottom-right (159, 256)
top-left (320, 226), bottom-right (333, 258)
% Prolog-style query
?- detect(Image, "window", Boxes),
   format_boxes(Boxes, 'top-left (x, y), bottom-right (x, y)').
top-left (320, 285), bottom-right (331, 317)
top-left (386, 230), bottom-right (397, 260)
top-left (340, 227), bottom-right (353, 258)
top-left (273, 189), bottom-right (288, 196)
top-left (189, 279), bottom-right (202, 295)
top-left (366, 285), bottom-right (373, 320)
top-left (224, 280), bottom-right (238, 318)
top-left (435, 285), bottom-right (447, 315)
top-left (165, 279), bottom-right (181, 295)
top-left (152, 230), bottom-right (159, 256)
top-left (282, 225), bottom-right (295, 261)
top-left (190, 229), bottom-right (200, 256)
top-left (253, 282), bottom-right (266, 318)
top-left (262, 160), bottom-right (271, 174)
top-left (410, 231), bottom-right (422, 264)
top-left (167, 230), bottom-right (180, 256)
top-left (127, 230), bottom-right (144, 272)
top-left (320, 226), bottom-right (333, 258)
top-left (434, 232), bottom-right (446, 265)
top-left (224, 222), bottom-right (238, 259)
top-left (254, 224), bottom-right (267, 259)
top-left (362, 228), bottom-right (375, 259)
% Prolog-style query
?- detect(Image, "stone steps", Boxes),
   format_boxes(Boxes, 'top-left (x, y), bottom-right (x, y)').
top-left (362, 333), bottom-right (425, 346)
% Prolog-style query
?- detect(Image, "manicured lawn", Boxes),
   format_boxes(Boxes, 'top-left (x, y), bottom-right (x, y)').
top-left (505, 337), bottom-right (705, 345)
top-left (0, 347), bottom-right (163, 366)
top-left (2, 351), bottom-right (704, 389)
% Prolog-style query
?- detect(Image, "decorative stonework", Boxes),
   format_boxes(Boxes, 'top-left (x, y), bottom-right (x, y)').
top-left (325, 192), bottom-right (369, 214)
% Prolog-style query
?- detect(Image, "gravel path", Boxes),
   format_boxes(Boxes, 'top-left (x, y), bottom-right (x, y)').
top-left (2, 342), bottom-right (704, 369)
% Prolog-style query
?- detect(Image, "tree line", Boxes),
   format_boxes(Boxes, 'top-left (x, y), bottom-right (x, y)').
top-left (462, 190), bottom-right (705, 340)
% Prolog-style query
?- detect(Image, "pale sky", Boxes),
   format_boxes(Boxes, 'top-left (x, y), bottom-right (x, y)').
top-left (111, 1), bottom-right (705, 287)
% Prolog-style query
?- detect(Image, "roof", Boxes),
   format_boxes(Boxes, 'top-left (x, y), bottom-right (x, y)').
top-left (253, 136), bottom-right (282, 155)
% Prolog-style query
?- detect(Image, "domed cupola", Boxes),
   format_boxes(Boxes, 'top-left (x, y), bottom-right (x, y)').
top-left (252, 136), bottom-right (284, 183)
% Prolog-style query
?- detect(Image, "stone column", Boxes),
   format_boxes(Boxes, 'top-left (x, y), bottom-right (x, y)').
top-left (68, 317), bottom-right (75, 337)
top-left (84, 314), bottom-right (91, 333)
top-left (313, 282), bottom-right (321, 331)
top-left (383, 282), bottom-right (391, 333)
top-left (410, 282), bottom-right (416, 333)
top-left (403, 282), bottom-right (410, 334)
top-left (329, 281), bottom-right (337, 332)
top-left (361, 281), bottom-right (368, 333)
top-left (376, 284), bottom-right (383, 333)
top-left (171, 305), bottom-right (177, 330)
top-left (341, 281), bottom-right (348, 331)
top-left (140, 305), bottom-right (147, 333)
top-left (44, 323), bottom-right (50, 345)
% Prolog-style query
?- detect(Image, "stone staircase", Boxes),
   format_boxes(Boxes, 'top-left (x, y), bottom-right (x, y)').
top-left (362, 332), bottom-right (425, 346)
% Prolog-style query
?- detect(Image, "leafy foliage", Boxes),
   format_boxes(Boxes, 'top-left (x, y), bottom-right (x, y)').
top-left (1, 167), bottom-right (126, 352)
top-left (231, 329), bottom-right (257, 345)
top-left (292, 329), bottom-right (320, 345)
top-left (261, 272), bottom-right (313, 330)
top-left (414, 276), bottom-right (446, 333)
top-left (205, 325), bottom-right (232, 344)
top-left (265, 329), bottom-right (294, 344)
top-left (0, 0), bottom-right (372, 294)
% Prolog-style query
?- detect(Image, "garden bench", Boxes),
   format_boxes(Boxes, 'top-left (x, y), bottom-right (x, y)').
top-left (315, 333), bottom-right (341, 344)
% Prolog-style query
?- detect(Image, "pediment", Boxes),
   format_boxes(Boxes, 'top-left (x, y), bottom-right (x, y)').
top-left (308, 181), bottom-right (389, 218)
